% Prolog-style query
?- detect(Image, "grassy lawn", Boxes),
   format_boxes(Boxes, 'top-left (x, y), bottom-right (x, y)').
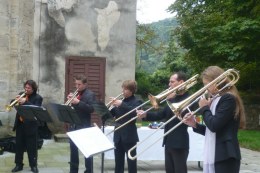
top-left (238, 129), bottom-right (260, 151)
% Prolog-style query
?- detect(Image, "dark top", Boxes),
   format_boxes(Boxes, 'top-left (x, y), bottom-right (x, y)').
top-left (193, 93), bottom-right (241, 162)
top-left (110, 95), bottom-right (143, 144)
top-left (71, 89), bottom-right (96, 127)
top-left (13, 91), bottom-right (43, 131)
top-left (145, 92), bottom-right (190, 149)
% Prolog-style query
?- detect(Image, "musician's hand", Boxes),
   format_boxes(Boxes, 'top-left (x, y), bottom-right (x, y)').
top-left (112, 99), bottom-right (122, 107)
top-left (71, 98), bottom-right (80, 105)
top-left (136, 110), bottom-right (146, 119)
top-left (199, 96), bottom-right (212, 108)
top-left (18, 97), bottom-right (26, 104)
top-left (183, 112), bottom-right (197, 128)
top-left (67, 93), bottom-right (73, 100)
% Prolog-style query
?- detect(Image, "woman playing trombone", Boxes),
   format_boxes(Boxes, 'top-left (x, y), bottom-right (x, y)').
top-left (109, 80), bottom-right (143, 173)
top-left (183, 66), bottom-right (246, 173)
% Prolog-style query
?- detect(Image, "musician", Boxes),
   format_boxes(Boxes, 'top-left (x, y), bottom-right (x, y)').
top-left (183, 66), bottom-right (246, 173)
top-left (12, 80), bottom-right (43, 173)
top-left (109, 80), bottom-right (143, 173)
top-left (67, 74), bottom-right (96, 173)
top-left (137, 72), bottom-right (190, 173)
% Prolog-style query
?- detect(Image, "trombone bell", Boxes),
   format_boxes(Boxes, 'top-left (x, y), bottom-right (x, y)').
top-left (148, 94), bottom-right (160, 109)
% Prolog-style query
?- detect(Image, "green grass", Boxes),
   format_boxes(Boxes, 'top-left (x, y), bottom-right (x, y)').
top-left (238, 130), bottom-right (260, 151)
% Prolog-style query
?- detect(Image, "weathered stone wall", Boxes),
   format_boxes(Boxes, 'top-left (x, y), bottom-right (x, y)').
top-left (244, 104), bottom-right (260, 130)
top-left (0, 0), bottom-right (35, 137)
top-left (0, 0), bottom-right (137, 135)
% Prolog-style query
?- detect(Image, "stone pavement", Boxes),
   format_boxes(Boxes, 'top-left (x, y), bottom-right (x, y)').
top-left (0, 140), bottom-right (259, 173)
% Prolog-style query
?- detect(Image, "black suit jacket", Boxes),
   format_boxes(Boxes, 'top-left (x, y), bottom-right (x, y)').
top-left (146, 92), bottom-right (190, 149)
top-left (193, 93), bottom-right (241, 162)
top-left (13, 91), bottom-right (43, 132)
top-left (110, 95), bottom-right (143, 144)
top-left (71, 89), bottom-right (95, 127)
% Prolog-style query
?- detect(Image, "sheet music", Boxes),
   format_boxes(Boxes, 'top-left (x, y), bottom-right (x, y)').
top-left (67, 126), bottom-right (115, 158)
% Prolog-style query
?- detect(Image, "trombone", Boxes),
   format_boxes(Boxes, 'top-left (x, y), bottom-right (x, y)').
top-left (6, 92), bottom-right (27, 112)
top-left (167, 68), bottom-right (240, 116)
top-left (106, 74), bottom-right (199, 136)
top-left (128, 69), bottom-right (240, 160)
top-left (64, 89), bottom-right (79, 105)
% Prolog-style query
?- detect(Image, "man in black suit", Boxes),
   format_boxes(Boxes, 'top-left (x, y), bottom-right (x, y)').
top-left (12, 80), bottom-right (43, 173)
top-left (137, 72), bottom-right (190, 173)
top-left (66, 74), bottom-right (96, 173)
top-left (109, 80), bottom-right (143, 173)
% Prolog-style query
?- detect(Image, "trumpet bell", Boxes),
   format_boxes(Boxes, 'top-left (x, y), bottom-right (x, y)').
top-left (5, 105), bottom-right (12, 112)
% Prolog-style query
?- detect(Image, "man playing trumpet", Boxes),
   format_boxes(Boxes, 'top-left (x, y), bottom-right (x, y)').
top-left (109, 80), bottom-right (143, 173)
top-left (66, 74), bottom-right (96, 173)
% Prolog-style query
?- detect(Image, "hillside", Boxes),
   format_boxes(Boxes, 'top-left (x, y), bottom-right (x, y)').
top-left (136, 17), bottom-right (179, 73)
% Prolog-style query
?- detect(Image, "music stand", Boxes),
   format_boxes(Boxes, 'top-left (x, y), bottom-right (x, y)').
top-left (92, 101), bottom-right (112, 173)
top-left (16, 105), bottom-right (52, 123)
top-left (46, 103), bottom-right (82, 125)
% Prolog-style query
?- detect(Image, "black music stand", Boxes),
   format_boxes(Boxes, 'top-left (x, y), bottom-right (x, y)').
top-left (46, 103), bottom-right (82, 125)
top-left (92, 101), bottom-right (112, 173)
top-left (16, 105), bottom-right (52, 123)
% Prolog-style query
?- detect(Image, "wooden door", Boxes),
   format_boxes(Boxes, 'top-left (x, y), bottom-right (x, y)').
top-left (65, 56), bottom-right (106, 126)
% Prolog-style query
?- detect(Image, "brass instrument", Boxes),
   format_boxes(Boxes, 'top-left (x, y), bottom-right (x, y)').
top-left (128, 69), bottom-right (240, 160)
top-left (106, 74), bottom-right (199, 136)
top-left (106, 93), bottom-right (124, 111)
top-left (167, 68), bottom-right (240, 116)
top-left (6, 92), bottom-right (26, 112)
top-left (64, 89), bottom-right (79, 105)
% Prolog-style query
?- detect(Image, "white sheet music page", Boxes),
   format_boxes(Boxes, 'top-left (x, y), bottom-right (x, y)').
top-left (67, 126), bottom-right (114, 158)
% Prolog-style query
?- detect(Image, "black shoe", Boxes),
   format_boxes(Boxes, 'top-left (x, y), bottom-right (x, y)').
top-left (11, 164), bottom-right (23, 172)
top-left (31, 166), bottom-right (39, 173)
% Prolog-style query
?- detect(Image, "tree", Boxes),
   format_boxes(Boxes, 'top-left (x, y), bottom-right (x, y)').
top-left (168, 0), bottom-right (260, 91)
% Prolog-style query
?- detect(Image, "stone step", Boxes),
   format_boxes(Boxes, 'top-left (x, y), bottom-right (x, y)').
top-left (53, 133), bottom-right (69, 143)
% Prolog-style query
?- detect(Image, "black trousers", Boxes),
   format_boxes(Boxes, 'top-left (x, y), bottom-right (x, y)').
top-left (114, 141), bottom-right (137, 173)
top-left (165, 147), bottom-right (189, 173)
top-left (215, 158), bottom-right (240, 173)
top-left (15, 121), bottom-right (38, 167)
top-left (69, 138), bottom-right (93, 173)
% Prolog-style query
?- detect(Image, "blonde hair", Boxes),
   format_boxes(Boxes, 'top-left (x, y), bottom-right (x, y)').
top-left (201, 66), bottom-right (246, 129)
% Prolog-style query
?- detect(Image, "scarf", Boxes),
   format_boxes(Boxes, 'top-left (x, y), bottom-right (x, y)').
top-left (203, 96), bottom-right (221, 173)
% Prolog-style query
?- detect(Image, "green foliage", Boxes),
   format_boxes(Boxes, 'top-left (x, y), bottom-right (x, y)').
top-left (238, 130), bottom-right (260, 151)
top-left (136, 19), bottom-right (179, 74)
top-left (167, 0), bottom-right (260, 92)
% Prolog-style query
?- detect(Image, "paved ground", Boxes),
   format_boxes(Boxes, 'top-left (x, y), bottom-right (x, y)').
top-left (0, 140), bottom-right (259, 173)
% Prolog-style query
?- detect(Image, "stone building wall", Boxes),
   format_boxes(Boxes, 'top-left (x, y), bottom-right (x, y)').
top-left (244, 104), bottom-right (260, 130)
top-left (0, 0), bottom-right (137, 136)
top-left (0, 0), bottom-right (35, 137)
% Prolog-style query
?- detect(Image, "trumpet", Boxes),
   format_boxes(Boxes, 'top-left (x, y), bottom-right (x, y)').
top-left (128, 69), bottom-right (240, 160)
top-left (106, 74), bottom-right (199, 136)
top-left (106, 93), bottom-right (124, 111)
top-left (64, 89), bottom-right (79, 105)
top-left (6, 92), bottom-right (26, 112)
